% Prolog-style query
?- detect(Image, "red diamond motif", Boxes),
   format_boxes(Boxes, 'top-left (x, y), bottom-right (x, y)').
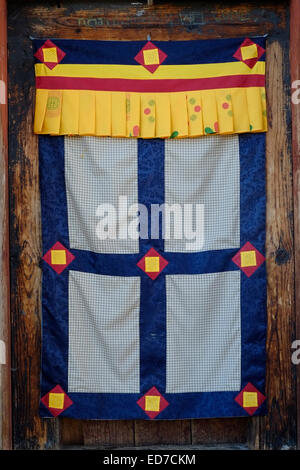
top-left (233, 38), bottom-right (265, 69)
top-left (42, 241), bottom-right (75, 274)
top-left (134, 41), bottom-right (167, 73)
top-left (232, 242), bottom-right (265, 278)
top-left (34, 39), bottom-right (66, 70)
top-left (41, 385), bottom-right (73, 417)
top-left (234, 382), bottom-right (266, 416)
top-left (137, 248), bottom-right (168, 280)
top-left (137, 386), bottom-right (169, 419)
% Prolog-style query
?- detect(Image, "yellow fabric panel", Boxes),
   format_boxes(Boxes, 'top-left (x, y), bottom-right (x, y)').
top-left (143, 48), bottom-right (160, 66)
top-left (145, 257), bottom-right (160, 273)
top-left (170, 93), bottom-right (188, 137)
top-left (34, 89), bottom-right (48, 133)
top-left (186, 92), bottom-right (203, 136)
top-left (231, 88), bottom-right (250, 133)
top-left (241, 250), bottom-right (257, 268)
top-left (243, 392), bottom-right (258, 408)
top-left (145, 396), bottom-right (160, 412)
top-left (246, 87), bottom-right (263, 131)
top-left (51, 250), bottom-right (67, 265)
top-left (155, 93), bottom-right (171, 138)
top-left (201, 90), bottom-right (218, 135)
top-left (79, 91), bottom-right (95, 135)
top-left (111, 92), bottom-right (127, 137)
top-left (215, 90), bottom-right (234, 134)
top-left (140, 94), bottom-right (156, 138)
top-left (35, 61), bottom-right (265, 80)
top-left (95, 92), bottom-right (111, 136)
top-left (42, 91), bottom-right (62, 134)
top-left (43, 47), bottom-right (58, 63)
top-left (241, 44), bottom-right (258, 61)
top-left (111, 92), bottom-right (126, 137)
top-left (126, 93), bottom-right (140, 137)
top-left (49, 393), bottom-right (65, 410)
top-left (60, 90), bottom-right (79, 134)
top-left (261, 88), bottom-right (268, 131)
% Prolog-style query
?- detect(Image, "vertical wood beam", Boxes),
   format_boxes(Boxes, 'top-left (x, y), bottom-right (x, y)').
top-left (290, 0), bottom-right (300, 450)
top-left (248, 36), bottom-right (296, 451)
top-left (0, 0), bottom-right (12, 450)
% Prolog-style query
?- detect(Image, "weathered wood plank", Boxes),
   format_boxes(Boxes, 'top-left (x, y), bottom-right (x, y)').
top-left (0, 0), bottom-right (12, 451)
top-left (248, 37), bottom-right (296, 450)
top-left (8, 85), bottom-right (60, 449)
top-left (7, 14), bottom-right (60, 447)
top-left (192, 418), bottom-right (248, 445)
top-left (134, 420), bottom-right (191, 447)
top-left (60, 418), bottom-right (83, 447)
top-left (82, 421), bottom-right (135, 447)
top-left (290, 0), bottom-right (300, 451)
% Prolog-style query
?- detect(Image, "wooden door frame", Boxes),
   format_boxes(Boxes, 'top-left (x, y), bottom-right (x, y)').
top-left (1, 0), bottom-right (298, 450)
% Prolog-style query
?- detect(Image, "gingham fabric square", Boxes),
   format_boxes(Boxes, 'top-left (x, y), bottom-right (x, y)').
top-left (164, 135), bottom-right (240, 252)
top-left (166, 271), bottom-right (241, 393)
top-left (68, 270), bottom-right (140, 393)
top-left (65, 137), bottom-right (139, 254)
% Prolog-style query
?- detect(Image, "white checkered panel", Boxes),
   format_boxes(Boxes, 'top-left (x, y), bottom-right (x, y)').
top-left (166, 271), bottom-right (241, 393)
top-left (68, 271), bottom-right (140, 393)
top-left (164, 135), bottom-right (240, 252)
top-left (65, 137), bottom-right (139, 254)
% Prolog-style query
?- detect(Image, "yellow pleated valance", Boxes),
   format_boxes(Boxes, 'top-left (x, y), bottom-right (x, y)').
top-left (33, 38), bottom-right (267, 138)
top-left (34, 87), bottom-right (267, 138)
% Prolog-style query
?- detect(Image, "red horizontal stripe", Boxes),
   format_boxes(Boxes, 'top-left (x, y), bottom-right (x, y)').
top-left (36, 74), bottom-right (265, 92)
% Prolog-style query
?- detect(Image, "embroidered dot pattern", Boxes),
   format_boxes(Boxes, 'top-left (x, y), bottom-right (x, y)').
top-left (170, 131), bottom-right (179, 138)
top-left (133, 125), bottom-right (140, 136)
top-left (205, 126), bottom-right (215, 134)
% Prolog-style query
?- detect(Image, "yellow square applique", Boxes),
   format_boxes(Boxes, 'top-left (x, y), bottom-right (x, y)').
top-left (49, 393), bottom-right (65, 409)
top-left (51, 250), bottom-right (67, 265)
top-left (241, 44), bottom-right (258, 61)
top-left (143, 48), bottom-right (160, 66)
top-left (43, 47), bottom-right (58, 63)
top-left (243, 391), bottom-right (258, 408)
top-left (241, 250), bottom-right (257, 267)
top-left (145, 257), bottom-right (160, 273)
top-left (145, 395), bottom-right (160, 412)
